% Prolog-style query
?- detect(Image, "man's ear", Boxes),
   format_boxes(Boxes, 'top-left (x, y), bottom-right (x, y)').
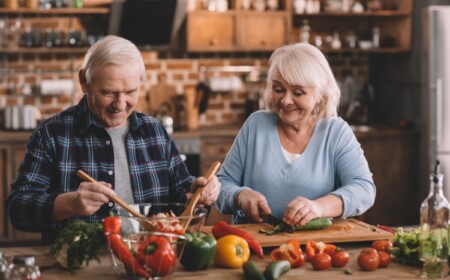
top-left (78, 69), bottom-right (89, 93)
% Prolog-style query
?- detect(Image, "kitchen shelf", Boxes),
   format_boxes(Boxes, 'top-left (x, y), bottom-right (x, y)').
top-left (0, 47), bottom-right (89, 54)
top-left (319, 47), bottom-right (410, 54)
top-left (293, 11), bottom-right (410, 17)
top-left (0, 8), bottom-right (109, 14)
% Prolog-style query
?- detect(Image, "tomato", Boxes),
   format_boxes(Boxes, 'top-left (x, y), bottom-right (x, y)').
top-left (310, 253), bottom-right (331, 271)
top-left (358, 248), bottom-right (380, 271)
top-left (330, 249), bottom-right (349, 268)
top-left (378, 251), bottom-right (391, 268)
top-left (371, 240), bottom-right (393, 252)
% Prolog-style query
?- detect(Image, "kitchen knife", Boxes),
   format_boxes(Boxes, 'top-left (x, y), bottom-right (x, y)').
top-left (261, 214), bottom-right (295, 234)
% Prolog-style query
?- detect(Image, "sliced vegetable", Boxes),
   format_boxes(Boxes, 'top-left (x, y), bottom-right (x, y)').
top-left (180, 232), bottom-right (216, 271)
top-left (270, 239), bottom-right (304, 268)
top-left (259, 218), bottom-right (332, 235)
top-left (214, 234), bottom-right (250, 268)
top-left (137, 235), bottom-right (177, 277)
top-left (263, 260), bottom-right (291, 280)
top-left (212, 221), bottom-right (264, 258)
top-left (243, 261), bottom-right (265, 280)
top-left (102, 217), bottom-right (150, 278)
top-left (305, 241), bottom-right (336, 261)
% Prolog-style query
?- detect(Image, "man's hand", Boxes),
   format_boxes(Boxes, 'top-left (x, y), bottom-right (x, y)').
top-left (186, 175), bottom-right (220, 206)
top-left (52, 181), bottom-right (116, 222)
top-left (235, 189), bottom-right (271, 223)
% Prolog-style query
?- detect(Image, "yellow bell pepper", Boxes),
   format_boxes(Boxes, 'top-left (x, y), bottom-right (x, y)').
top-left (214, 234), bottom-right (250, 268)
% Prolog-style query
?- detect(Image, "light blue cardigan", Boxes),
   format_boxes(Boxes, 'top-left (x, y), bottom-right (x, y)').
top-left (215, 110), bottom-right (376, 224)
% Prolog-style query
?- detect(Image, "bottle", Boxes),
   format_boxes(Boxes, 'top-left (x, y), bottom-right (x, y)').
top-left (8, 255), bottom-right (41, 280)
top-left (0, 251), bottom-right (10, 280)
top-left (299, 19), bottom-right (310, 43)
top-left (372, 27), bottom-right (380, 48)
top-left (419, 160), bottom-right (450, 279)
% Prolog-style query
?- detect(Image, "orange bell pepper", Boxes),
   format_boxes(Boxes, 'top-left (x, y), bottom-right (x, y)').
top-left (270, 239), bottom-right (304, 268)
top-left (305, 241), bottom-right (336, 261)
top-left (214, 234), bottom-right (250, 268)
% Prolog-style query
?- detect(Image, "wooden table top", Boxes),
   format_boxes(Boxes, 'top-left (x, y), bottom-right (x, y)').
top-left (0, 244), bottom-right (429, 280)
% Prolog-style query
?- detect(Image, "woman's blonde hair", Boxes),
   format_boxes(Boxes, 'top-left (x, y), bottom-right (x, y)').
top-left (264, 43), bottom-right (340, 118)
top-left (80, 35), bottom-right (146, 84)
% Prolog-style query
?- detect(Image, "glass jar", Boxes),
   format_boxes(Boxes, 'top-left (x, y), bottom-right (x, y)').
top-left (8, 255), bottom-right (41, 280)
top-left (419, 161), bottom-right (450, 279)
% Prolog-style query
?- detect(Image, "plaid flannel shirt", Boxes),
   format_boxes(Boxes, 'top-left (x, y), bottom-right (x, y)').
top-left (6, 95), bottom-right (193, 242)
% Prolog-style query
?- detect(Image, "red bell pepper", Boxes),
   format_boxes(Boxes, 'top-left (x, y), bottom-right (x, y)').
top-left (137, 235), bottom-right (177, 277)
top-left (270, 239), bottom-right (304, 268)
top-left (103, 217), bottom-right (151, 278)
top-left (212, 221), bottom-right (264, 259)
top-left (305, 241), bottom-right (337, 261)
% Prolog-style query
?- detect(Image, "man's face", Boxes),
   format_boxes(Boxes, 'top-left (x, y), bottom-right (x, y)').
top-left (82, 62), bottom-right (141, 128)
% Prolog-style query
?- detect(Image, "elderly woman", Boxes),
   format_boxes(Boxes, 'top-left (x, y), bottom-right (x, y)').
top-left (215, 43), bottom-right (375, 226)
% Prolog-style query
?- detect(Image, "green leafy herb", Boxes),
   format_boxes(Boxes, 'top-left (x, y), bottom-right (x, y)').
top-left (388, 227), bottom-right (421, 267)
top-left (49, 221), bottom-right (108, 272)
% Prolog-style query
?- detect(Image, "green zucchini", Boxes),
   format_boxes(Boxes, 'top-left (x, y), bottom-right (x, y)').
top-left (263, 260), bottom-right (290, 280)
top-left (259, 218), bottom-right (332, 235)
top-left (292, 218), bottom-right (332, 231)
top-left (243, 261), bottom-right (265, 280)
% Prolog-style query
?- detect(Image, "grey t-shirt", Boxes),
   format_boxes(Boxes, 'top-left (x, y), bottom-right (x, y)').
top-left (105, 122), bottom-right (134, 204)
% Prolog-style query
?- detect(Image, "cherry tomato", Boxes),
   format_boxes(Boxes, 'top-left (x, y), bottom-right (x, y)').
top-left (331, 249), bottom-right (350, 268)
top-left (371, 240), bottom-right (393, 252)
top-left (310, 253), bottom-right (331, 271)
top-left (378, 251), bottom-right (391, 268)
top-left (358, 248), bottom-right (380, 271)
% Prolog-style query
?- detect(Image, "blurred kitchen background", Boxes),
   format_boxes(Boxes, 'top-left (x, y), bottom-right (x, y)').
top-left (0, 0), bottom-right (447, 244)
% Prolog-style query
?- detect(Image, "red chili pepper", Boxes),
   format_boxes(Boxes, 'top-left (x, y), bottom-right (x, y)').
top-left (103, 217), bottom-right (151, 278)
top-left (212, 221), bottom-right (264, 259)
top-left (137, 235), bottom-right (177, 277)
top-left (305, 241), bottom-right (337, 261)
top-left (270, 239), bottom-right (304, 268)
top-left (376, 224), bottom-right (396, 234)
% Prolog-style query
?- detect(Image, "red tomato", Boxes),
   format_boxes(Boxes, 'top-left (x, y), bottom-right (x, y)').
top-left (331, 249), bottom-right (350, 268)
top-left (310, 253), bottom-right (331, 271)
top-left (378, 251), bottom-right (391, 268)
top-left (371, 240), bottom-right (393, 252)
top-left (358, 248), bottom-right (380, 271)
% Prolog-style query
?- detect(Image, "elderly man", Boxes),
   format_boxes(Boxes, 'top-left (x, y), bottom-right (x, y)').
top-left (6, 35), bottom-right (220, 243)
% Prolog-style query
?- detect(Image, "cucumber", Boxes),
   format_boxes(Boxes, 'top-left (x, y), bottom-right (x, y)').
top-left (292, 218), bottom-right (332, 231)
top-left (243, 261), bottom-right (265, 280)
top-left (263, 260), bottom-right (290, 280)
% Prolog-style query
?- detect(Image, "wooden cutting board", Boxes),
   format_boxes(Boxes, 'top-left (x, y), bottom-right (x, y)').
top-left (203, 218), bottom-right (393, 247)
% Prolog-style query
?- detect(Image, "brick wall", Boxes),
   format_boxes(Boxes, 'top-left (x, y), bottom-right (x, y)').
top-left (0, 51), bottom-right (369, 130)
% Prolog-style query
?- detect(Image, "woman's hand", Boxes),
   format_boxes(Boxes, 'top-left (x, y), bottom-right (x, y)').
top-left (235, 189), bottom-right (271, 223)
top-left (284, 196), bottom-right (322, 226)
top-left (187, 175), bottom-right (221, 206)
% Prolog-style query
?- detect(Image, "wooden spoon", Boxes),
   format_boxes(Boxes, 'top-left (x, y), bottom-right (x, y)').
top-left (76, 170), bottom-right (154, 230)
top-left (180, 161), bottom-right (221, 230)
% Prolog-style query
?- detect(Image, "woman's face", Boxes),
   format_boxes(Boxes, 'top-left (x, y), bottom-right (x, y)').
top-left (270, 72), bottom-right (321, 126)
top-left (82, 61), bottom-right (141, 128)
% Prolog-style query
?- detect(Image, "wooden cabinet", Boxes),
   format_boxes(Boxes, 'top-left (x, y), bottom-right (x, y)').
top-left (0, 132), bottom-right (41, 244)
top-left (187, 12), bottom-right (235, 52)
top-left (187, 0), bottom-right (291, 52)
top-left (355, 129), bottom-right (419, 226)
top-left (292, 0), bottom-right (413, 53)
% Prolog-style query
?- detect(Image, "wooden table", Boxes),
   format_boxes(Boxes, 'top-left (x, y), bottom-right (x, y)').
top-left (0, 244), bottom-right (432, 279)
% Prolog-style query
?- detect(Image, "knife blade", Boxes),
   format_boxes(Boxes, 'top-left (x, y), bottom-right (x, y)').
top-left (260, 214), bottom-right (294, 234)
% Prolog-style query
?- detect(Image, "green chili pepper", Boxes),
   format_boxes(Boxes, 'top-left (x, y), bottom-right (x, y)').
top-left (180, 232), bottom-right (217, 271)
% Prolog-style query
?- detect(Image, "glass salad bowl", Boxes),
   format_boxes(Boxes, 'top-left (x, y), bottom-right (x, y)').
top-left (104, 203), bottom-right (208, 279)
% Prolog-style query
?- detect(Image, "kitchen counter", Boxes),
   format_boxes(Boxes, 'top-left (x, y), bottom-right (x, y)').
top-left (0, 244), bottom-right (423, 279)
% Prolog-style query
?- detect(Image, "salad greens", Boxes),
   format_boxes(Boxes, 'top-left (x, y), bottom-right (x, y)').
top-left (388, 227), bottom-right (421, 267)
top-left (49, 221), bottom-right (108, 272)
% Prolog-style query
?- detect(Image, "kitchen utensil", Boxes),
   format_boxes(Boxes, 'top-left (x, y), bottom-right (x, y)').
top-left (180, 161), bottom-right (221, 230)
top-left (263, 213), bottom-right (290, 228)
top-left (203, 218), bottom-right (393, 247)
top-left (76, 170), bottom-right (149, 225)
